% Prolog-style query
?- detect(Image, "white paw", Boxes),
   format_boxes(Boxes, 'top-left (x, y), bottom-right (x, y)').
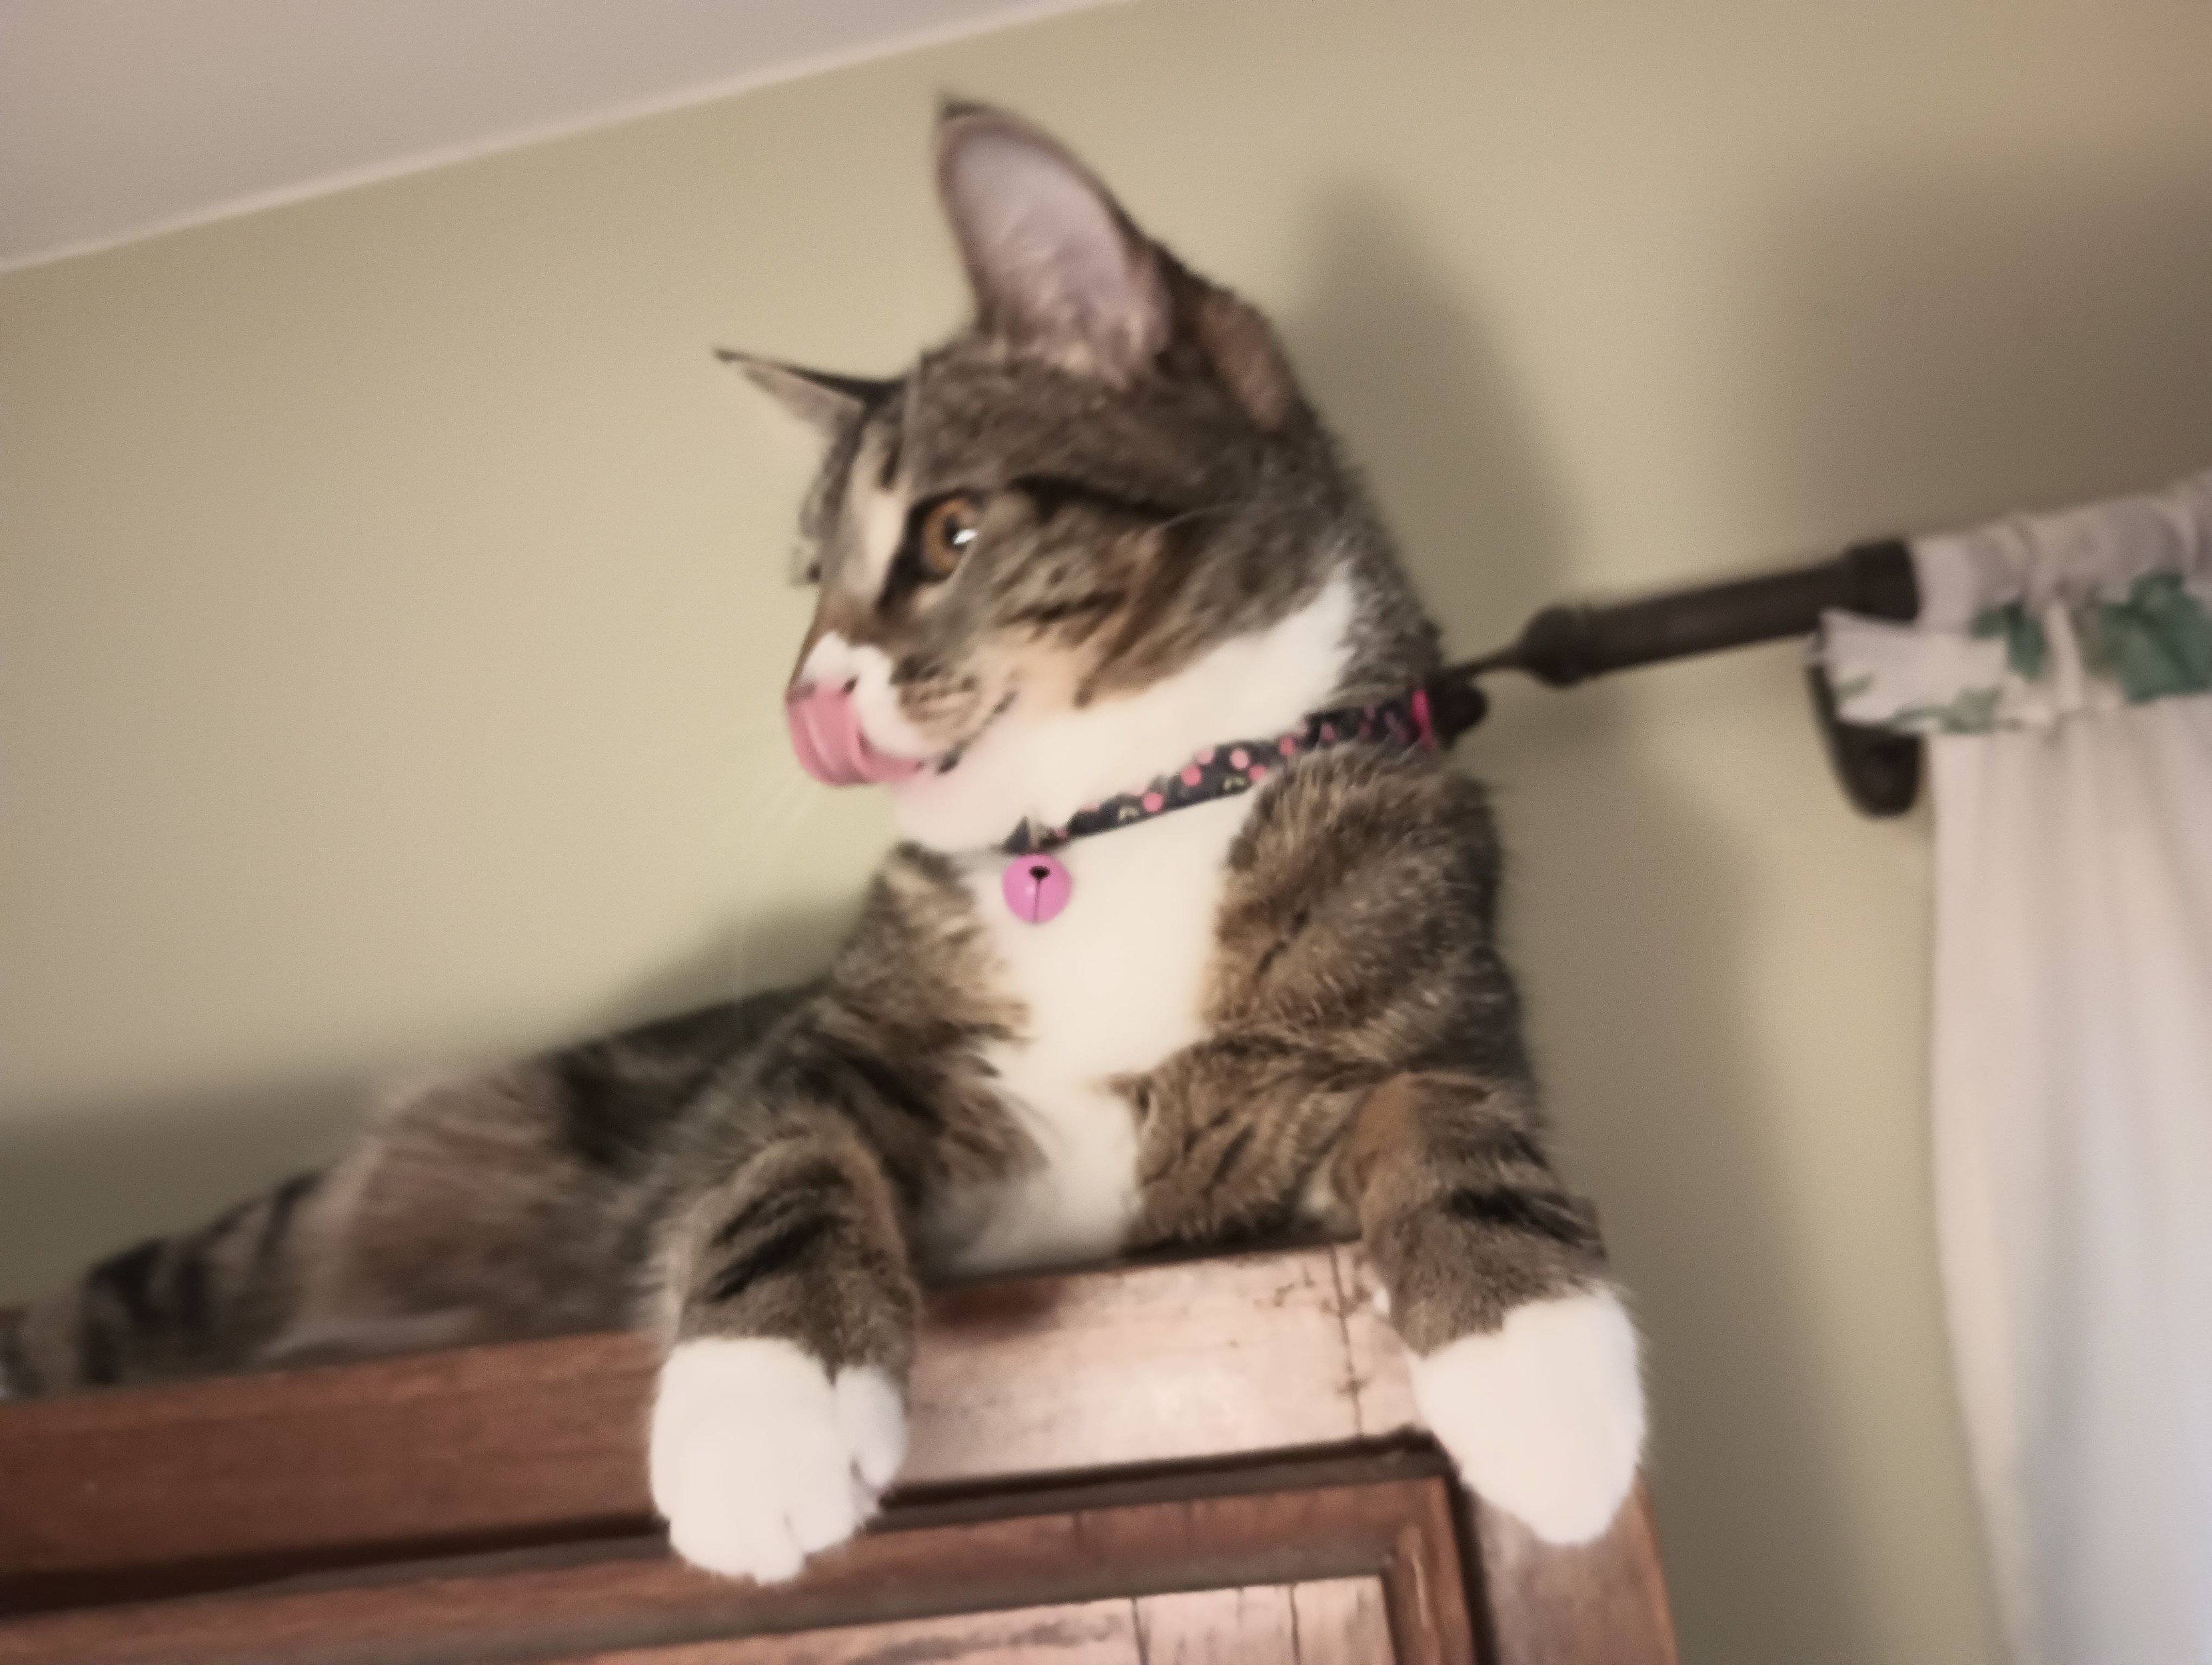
top-left (648, 1338), bottom-right (907, 1582)
top-left (1410, 1288), bottom-right (1645, 1545)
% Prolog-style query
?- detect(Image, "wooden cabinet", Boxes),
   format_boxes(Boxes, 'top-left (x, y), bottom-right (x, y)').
top-left (0, 1247), bottom-right (1674, 1663)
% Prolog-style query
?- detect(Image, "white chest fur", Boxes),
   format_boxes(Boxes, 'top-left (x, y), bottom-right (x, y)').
top-left (924, 792), bottom-right (1256, 1277)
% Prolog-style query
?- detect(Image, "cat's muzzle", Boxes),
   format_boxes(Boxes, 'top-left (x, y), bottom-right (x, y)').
top-left (785, 682), bottom-right (926, 786)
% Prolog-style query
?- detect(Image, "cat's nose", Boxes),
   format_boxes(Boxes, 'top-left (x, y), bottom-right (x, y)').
top-left (785, 682), bottom-right (924, 786)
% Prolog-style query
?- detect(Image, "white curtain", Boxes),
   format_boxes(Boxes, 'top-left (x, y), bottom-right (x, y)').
top-left (1824, 470), bottom-right (2212, 1665)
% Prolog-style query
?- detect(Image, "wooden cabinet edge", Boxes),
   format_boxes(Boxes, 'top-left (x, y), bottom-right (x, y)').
top-left (0, 1245), bottom-right (1402, 1592)
top-left (0, 1465), bottom-right (1468, 1665)
top-left (0, 1244), bottom-right (1674, 1665)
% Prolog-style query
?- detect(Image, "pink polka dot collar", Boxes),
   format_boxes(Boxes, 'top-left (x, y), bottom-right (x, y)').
top-left (996, 677), bottom-right (1481, 923)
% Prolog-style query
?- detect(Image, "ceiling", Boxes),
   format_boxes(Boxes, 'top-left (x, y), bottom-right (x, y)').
top-left (0, 0), bottom-right (1110, 273)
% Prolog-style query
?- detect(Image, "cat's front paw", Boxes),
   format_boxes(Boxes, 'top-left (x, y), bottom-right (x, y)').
top-left (648, 1338), bottom-right (906, 1582)
top-left (1409, 1287), bottom-right (1644, 1546)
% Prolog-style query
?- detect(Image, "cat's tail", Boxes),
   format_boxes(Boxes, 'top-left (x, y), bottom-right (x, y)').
top-left (1, 1169), bottom-right (329, 1398)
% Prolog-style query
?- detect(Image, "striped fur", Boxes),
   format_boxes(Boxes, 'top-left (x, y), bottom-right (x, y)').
top-left (4, 103), bottom-right (1639, 1564)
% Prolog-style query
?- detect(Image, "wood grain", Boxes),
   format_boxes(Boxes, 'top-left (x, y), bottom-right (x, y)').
top-left (0, 1468), bottom-right (1461, 1665)
top-left (557, 1579), bottom-right (1396, 1665)
top-left (566, 1597), bottom-right (1144, 1665)
top-left (1329, 1245), bottom-right (1419, 1438)
top-left (1133, 1584), bottom-right (1300, 1663)
top-left (1476, 1482), bottom-right (1678, 1665)
top-left (0, 1245), bottom-right (1416, 1606)
top-left (0, 1322), bottom-right (661, 1607)
top-left (906, 1246), bottom-right (1415, 1485)
top-left (0, 1243), bottom-right (1677, 1665)
top-left (1129, 1577), bottom-right (1394, 1664)
top-left (1379, 1476), bottom-right (1480, 1665)
top-left (1291, 1576), bottom-right (1396, 1664)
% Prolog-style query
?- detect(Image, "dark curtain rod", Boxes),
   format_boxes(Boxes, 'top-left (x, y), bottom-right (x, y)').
top-left (1430, 538), bottom-right (1924, 817)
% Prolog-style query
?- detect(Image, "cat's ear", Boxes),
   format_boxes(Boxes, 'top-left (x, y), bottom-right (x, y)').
top-left (716, 349), bottom-right (888, 435)
top-left (935, 103), bottom-right (1170, 385)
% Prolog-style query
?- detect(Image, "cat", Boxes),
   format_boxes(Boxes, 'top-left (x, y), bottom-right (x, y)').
top-left (1, 103), bottom-right (1644, 1580)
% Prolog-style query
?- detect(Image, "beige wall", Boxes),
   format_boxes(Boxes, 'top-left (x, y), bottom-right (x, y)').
top-left (7, 0), bottom-right (2211, 1656)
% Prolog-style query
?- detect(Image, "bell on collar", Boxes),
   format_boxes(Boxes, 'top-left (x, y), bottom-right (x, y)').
top-left (1002, 851), bottom-right (1072, 924)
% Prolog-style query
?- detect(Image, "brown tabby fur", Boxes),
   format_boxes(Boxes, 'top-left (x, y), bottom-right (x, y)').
top-left (3, 105), bottom-right (1610, 1410)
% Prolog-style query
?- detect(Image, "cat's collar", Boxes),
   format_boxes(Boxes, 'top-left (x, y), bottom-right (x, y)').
top-left (993, 675), bottom-right (1486, 923)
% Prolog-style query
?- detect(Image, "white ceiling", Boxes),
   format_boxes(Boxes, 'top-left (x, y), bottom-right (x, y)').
top-left (0, 0), bottom-right (1112, 273)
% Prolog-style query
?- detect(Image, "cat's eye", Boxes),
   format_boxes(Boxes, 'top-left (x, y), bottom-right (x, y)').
top-left (915, 492), bottom-right (984, 580)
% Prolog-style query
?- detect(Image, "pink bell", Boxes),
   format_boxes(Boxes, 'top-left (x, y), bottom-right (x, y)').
top-left (1002, 852), bottom-right (1072, 924)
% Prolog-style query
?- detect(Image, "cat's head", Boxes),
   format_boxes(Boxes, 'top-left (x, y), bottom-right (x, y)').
top-left (732, 104), bottom-right (1438, 850)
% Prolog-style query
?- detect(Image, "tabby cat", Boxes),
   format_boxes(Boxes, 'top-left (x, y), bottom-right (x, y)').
top-left (1, 105), bottom-right (1644, 1580)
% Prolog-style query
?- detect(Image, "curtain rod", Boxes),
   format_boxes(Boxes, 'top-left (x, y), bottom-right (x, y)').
top-left (1432, 539), bottom-right (1923, 817)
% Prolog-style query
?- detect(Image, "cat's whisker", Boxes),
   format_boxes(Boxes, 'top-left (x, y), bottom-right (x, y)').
top-left (16, 107), bottom-right (1626, 1598)
top-left (722, 768), bottom-right (812, 849)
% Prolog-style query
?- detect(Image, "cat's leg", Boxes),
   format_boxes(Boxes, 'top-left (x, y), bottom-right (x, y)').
top-left (1, 1087), bottom-right (617, 1396)
top-left (1, 997), bottom-right (796, 1398)
top-left (647, 1117), bottom-right (918, 1583)
top-left (3, 1166), bottom-right (337, 1397)
top-left (1337, 1070), bottom-right (1645, 1546)
top-left (0, 1050), bottom-right (698, 1398)
top-left (1, 1140), bottom-right (527, 1399)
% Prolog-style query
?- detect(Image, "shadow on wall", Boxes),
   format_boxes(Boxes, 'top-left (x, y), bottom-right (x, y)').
top-left (3, 147), bottom-right (2206, 1661)
top-left (1285, 190), bottom-right (1570, 635)
top-left (0, 1079), bottom-right (362, 1304)
top-left (1282, 190), bottom-right (1879, 1662)
top-left (0, 901), bottom-right (846, 1305)
top-left (1285, 158), bottom-right (2212, 1664)
top-left (1747, 157), bottom-right (2212, 542)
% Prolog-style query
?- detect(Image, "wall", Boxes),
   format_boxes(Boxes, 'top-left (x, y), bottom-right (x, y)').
top-left (7, 1), bottom-right (2211, 1658)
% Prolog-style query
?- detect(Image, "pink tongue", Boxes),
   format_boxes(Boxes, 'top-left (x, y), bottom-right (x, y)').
top-left (786, 686), bottom-right (924, 786)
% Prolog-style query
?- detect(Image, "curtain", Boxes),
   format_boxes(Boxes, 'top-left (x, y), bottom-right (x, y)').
top-left (1822, 470), bottom-right (2212, 1665)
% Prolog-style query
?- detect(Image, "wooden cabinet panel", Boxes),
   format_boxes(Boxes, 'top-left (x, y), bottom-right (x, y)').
top-left (0, 1466), bottom-right (1463, 1665)
top-left (0, 1245), bottom-right (1416, 1609)
top-left (559, 1578), bottom-right (1394, 1665)
top-left (1133, 1578), bottom-right (1394, 1664)
top-left (567, 1597), bottom-right (1148, 1665)
top-left (1134, 1585), bottom-right (1300, 1663)
top-left (0, 1247), bottom-right (1675, 1664)
top-left (1477, 1487), bottom-right (1677, 1665)
top-left (1288, 1578), bottom-right (1398, 1665)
